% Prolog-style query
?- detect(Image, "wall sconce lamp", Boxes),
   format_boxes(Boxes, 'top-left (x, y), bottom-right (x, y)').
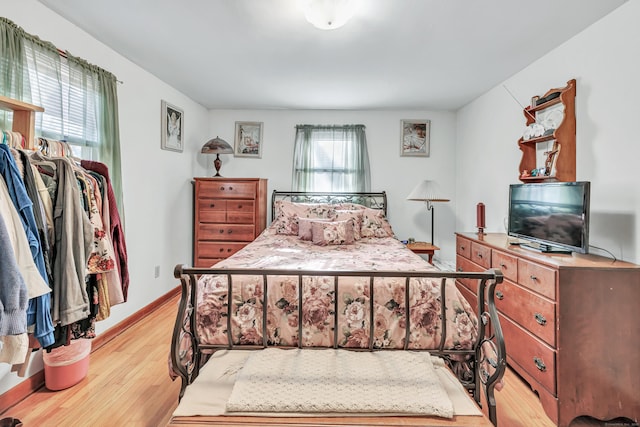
top-left (201, 136), bottom-right (233, 177)
top-left (406, 180), bottom-right (450, 244)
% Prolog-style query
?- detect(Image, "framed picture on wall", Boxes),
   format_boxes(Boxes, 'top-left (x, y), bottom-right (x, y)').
top-left (161, 100), bottom-right (184, 152)
top-left (400, 119), bottom-right (430, 157)
top-left (234, 121), bottom-right (263, 158)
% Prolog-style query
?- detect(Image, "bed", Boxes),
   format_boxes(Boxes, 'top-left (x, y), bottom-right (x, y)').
top-left (168, 191), bottom-right (505, 426)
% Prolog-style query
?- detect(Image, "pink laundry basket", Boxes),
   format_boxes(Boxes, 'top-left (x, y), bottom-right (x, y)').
top-left (43, 339), bottom-right (91, 391)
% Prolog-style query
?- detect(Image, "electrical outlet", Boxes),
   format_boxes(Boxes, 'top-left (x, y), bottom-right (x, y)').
top-left (154, 265), bottom-right (160, 278)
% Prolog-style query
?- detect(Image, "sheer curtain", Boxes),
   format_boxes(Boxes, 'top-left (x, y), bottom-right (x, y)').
top-left (292, 124), bottom-right (370, 192)
top-left (0, 17), bottom-right (124, 216)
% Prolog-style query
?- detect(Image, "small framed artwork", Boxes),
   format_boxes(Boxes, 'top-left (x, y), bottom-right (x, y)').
top-left (161, 100), bottom-right (184, 152)
top-left (400, 119), bottom-right (430, 157)
top-left (234, 121), bottom-right (263, 158)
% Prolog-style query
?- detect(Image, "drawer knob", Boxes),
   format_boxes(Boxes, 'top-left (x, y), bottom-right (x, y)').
top-left (530, 275), bottom-right (538, 281)
top-left (500, 263), bottom-right (506, 268)
top-left (219, 248), bottom-right (224, 252)
top-left (457, 267), bottom-right (463, 272)
top-left (210, 203), bottom-right (215, 208)
top-left (533, 357), bottom-right (546, 372)
top-left (238, 204), bottom-right (243, 209)
top-left (227, 248), bottom-right (232, 252)
top-left (534, 313), bottom-right (547, 325)
top-left (229, 186), bottom-right (233, 190)
top-left (220, 186), bottom-right (225, 190)
top-left (477, 253), bottom-right (483, 258)
top-left (228, 229), bottom-right (233, 233)
top-left (460, 245), bottom-right (465, 250)
top-left (219, 229), bottom-right (224, 233)
top-left (495, 291), bottom-right (504, 300)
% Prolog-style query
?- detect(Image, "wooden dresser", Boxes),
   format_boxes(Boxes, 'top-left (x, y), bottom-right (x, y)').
top-left (193, 178), bottom-right (267, 267)
top-left (455, 232), bottom-right (640, 427)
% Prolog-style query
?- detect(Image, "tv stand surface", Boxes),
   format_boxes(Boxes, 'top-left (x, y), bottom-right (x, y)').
top-left (454, 232), bottom-right (640, 427)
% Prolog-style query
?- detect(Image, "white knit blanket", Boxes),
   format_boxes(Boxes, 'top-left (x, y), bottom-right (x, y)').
top-left (225, 348), bottom-right (454, 418)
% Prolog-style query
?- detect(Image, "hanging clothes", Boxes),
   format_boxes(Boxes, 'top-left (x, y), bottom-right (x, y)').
top-left (0, 214), bottom-right (29, 364)
top-left (0, 144), bottom-right (54, 348)
top-left (30, 151), bottom-right (93, 327)
top-left (81, 160), bottom-right (129, 301)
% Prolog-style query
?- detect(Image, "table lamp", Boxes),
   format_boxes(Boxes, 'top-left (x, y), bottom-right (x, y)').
top-left (201, 136), bottom-right (233, 177)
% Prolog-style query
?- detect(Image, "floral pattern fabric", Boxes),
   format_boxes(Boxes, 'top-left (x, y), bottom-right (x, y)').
top-left (195, 227), bottom-right (478, 351)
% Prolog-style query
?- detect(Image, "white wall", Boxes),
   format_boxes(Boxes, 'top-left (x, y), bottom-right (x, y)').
top-left (1, 1), bottom-right (210, 396)
top-left (456, 0), bottom-right (640, 264)
top-left (197, 109), bottom-right (458, 258)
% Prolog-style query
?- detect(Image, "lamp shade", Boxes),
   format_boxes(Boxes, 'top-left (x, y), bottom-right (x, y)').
top-left (201, 136), bottom-right (233, 154)
top-left (406, 180), bottom-right (450, 203)
top-left (201, 136), bottom-right (233, 177)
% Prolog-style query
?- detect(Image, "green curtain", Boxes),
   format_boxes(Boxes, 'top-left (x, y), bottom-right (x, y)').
top-left (292, 124), bottom-right (370, 192)
top-left (0, 17), bottom-right (124, 219)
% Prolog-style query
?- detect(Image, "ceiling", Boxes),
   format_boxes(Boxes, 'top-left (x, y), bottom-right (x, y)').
top-left (39, 0), bottom-right (626, 111)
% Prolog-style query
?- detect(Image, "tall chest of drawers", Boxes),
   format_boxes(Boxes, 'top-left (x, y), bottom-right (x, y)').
top-left (193, 178), bottom-right (267, 267)
top-left (455, 232), bottom-right (640, 427)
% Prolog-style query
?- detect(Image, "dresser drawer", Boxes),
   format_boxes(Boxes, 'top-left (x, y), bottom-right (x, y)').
top-left (198, 180), bottom-right (257, 199)
top-left (195, 257), bottom-right (223, 268)
top-left (226, 200), bottom-right (256, 224)
top-left (495, 280), bottom-right (556, 347)
top-left (456, 236), bottom-right (472, 259)
top-left (491, 250), bottom-right (518, 282)
top-left (198, 199), bottom-right (227, 223)
top-left (471, 242), bottom-right (491, 268)
top-left (456, 255), bottom-right (483, 294)
top-left (500, 314), bottom-right (556, 395)
top-left (198, 224), bottom-right (255, 241)
top-left (197, 242), bottom-right (247, 259)
top-left (517, 259), bottom-right (557, 300)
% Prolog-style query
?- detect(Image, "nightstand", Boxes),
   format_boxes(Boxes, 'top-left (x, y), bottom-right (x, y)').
top-left (406, 242), bottom-right (439, 264)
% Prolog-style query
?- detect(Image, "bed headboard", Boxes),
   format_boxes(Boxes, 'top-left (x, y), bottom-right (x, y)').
top-left (271, 190), bottom-right (387, 221)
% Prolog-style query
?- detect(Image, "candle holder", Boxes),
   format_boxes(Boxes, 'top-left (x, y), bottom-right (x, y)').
top-left (476, 202), bottom-right (486, 235)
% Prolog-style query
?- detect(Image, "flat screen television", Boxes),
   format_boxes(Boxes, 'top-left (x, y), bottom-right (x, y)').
top-left (507, 181), bottom-right (591, 254)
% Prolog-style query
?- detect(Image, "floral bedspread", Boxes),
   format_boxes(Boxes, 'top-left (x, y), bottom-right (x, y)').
top-left (195, 228), bottom-right (478, 351)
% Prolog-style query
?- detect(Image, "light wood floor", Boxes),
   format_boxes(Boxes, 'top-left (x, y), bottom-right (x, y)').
top-left (0, 294), bottom-right (627, 426)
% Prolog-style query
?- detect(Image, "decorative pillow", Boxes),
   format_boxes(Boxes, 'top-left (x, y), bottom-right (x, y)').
top-left (272, 201), bottom-right (338, 235)
top-left (298, 218), bottom-right (329, 241)
top-left (335, 202), bottom-right (366, 211)
top-left (311, 219), bottom-right (355, 246)
top-left (334, 209), bottom-right (364, 240)
top-left (360, 208), bottom-right (394, 238)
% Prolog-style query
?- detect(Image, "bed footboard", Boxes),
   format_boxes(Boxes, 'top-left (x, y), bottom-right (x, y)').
top-left (170, 266), bottom-right (505, 425)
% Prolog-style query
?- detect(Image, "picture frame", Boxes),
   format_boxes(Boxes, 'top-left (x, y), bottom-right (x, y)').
top-left (234, 121), bottom-right (263, 158)
top-left (400, 119), bottom-right (430, 157)
top-left (161, 100), bottom-right (184, 152)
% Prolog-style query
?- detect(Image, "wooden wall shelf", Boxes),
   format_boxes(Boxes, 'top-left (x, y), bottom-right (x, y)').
top-left (0, 95), bottom-right (44, 149)
top-left (518, 79), bottom-right (576, 182)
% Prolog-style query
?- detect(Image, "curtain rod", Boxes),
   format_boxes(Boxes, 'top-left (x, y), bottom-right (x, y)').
top-left (56, 48), bottom-right (124, 85)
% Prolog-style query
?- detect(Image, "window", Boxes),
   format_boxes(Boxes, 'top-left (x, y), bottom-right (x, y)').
top-left (292, 124), bottom-right (370, 192)
top-left (23, 45), bottom-right (100, 159)
top-left (1, 17), bottom-right (124, 214)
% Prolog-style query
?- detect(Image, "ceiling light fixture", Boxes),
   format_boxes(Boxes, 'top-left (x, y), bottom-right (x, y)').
top-left (304, 0), bottom-right (359, 30)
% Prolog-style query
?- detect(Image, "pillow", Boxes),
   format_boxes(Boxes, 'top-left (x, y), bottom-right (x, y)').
top-left (334, 209), bottom-right (364, 240)
top-left (360, 208), bottom-right (394, 238)
top-left (272, 201), bottom-right (338, 235)
top-left (298, 217), bottom-right (329, 241)
top-left (335, 202), bottom-right (366, 211)
top-left (311, 219), bottom-right (355, 246)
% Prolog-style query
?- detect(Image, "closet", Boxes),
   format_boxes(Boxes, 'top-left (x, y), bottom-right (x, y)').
top-left (1, 95), bottom-right (128, 376)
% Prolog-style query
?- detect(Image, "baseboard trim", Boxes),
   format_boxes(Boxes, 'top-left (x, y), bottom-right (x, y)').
top-left (0, 285), bottom-right (181, 413)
